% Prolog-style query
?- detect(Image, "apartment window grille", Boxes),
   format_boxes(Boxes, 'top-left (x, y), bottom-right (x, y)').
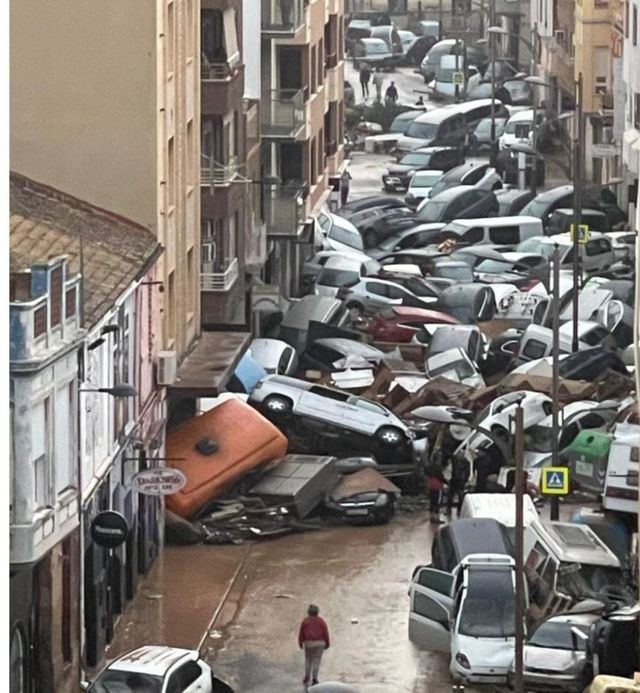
top-left (34, 305), bottom-right (47, 339)
top-left (50, 265), bottom-right (63, 327)
top-left (65, 286), bottom-right (76, 318)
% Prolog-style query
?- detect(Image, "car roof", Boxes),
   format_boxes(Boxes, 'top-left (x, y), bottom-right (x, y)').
top-left (429, 184), bottom-right (476, 200)
top-left (390, 306), bottom-right (457, 320)
top-left (414, 145), bottom-right (458, 154)
top-left (442, 162), bottom-right (487, 179)
top-left (109, 646), bottom-right (196, 676)
top-left (445, 518), bottom-right (512, 556)
top-left (531, 184), bottom-right (574, 202)
top-left (506, 108), bottom-right (534, 121)
top-left (321, 255), bottom-right (367, 271)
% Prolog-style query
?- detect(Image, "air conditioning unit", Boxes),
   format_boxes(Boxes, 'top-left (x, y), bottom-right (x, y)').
top-left (157, 350), bottom-right (177, 386)
top-left (554, 29), bottom-right (565, 43)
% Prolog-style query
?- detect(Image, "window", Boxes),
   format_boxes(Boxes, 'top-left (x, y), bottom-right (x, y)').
top-left (34, 454), bottom-right (49, 507)
top-left (222, 8), bottom-right (239, 61)
top-left (168, 661), bottom-right (203, 692)
top-left (489, 225), bottom-right (520, 245)
top-left (167, 137), bottom-right (175, 208)
top-left (415, 568), bottom-right (453, 594)
top-left (65, 286), bottom-right (77, 319)
top-left (166, 1), bottom-right (175, 72)
top-left (522, 338), bottom-right (547, 360)
top-left (458, 569), bottom-right (515, 637)
top-left (50, 265), bottom-right (63, 327)
top-left (461, 227), bottom-right (484, 243)
top-left (413, 592), bottom-right (450, 625)
top-left (367, 282), bottom-right (390, 297)
top-left (201, 9), bottom-right (224, 62)
top-left (33, 304), bottom-right (47, 338)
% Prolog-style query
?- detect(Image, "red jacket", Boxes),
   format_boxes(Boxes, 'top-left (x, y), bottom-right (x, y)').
top-left (298, 615), bottom-right (330, 648)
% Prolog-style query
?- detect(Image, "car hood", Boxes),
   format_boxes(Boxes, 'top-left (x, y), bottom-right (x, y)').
top-left (523, 646), bottom-right (586, 674)
top-left (455, 633), bottom-right (515, 671)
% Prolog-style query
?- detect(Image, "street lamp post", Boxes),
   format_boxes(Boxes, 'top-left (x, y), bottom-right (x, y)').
top-left (550, 243), bottom-right (561, 522)
top-left (513, 403), bottom-right (525, 693)
top-left (572, 73), bottom-right (584, 354)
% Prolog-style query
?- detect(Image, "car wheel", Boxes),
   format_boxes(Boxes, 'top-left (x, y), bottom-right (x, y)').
top-left (376, 426), bottom-right (404, 446)
top-left (264, 395), bottom-right (292, 415)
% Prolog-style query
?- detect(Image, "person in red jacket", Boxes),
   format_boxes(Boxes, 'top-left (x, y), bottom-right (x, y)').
top-left (298, 604), bottom-right (330, 687)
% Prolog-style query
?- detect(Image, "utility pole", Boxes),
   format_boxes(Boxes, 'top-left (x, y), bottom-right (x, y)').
top-left (550, 244), bottom-right (561, 521)
top-left (572, 73), bottom-right (583, 353)
top-left (490, 32), bottom-right (496, 145)
top-left (514, 403), bottom-right (525, 693)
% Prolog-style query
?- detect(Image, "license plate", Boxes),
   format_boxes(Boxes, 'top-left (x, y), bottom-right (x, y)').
top-left (346, 509), bottom-right (370, 516)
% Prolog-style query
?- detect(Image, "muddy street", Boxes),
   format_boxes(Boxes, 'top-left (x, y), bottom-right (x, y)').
top-left (104, 511), bottom-right (489, 692)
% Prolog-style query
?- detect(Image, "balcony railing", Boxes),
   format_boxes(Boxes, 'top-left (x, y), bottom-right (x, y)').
top-left (263, 183), bottom-right (306, 237)
top-left (201, 258), bottom-right (239, 292)
top-left (201, 156), bottom-right (239, 186)
top-left (261, 0), bottom-right (305, 35)
top-left (261, 89), bottom-right (305, 139)
top-left (201, 53), bottom-right (240, 81)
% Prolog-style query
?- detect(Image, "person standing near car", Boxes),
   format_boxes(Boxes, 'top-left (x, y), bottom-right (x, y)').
top-left (372, 68), bottom-right (384, 102)
top-left (446, 455), bottom-right (470, 517)
top-left (424, 460), bottom-right (447, 523)
top-left (359, 66), bottom-right (371, 99)
top-left (340, 169), bottom-right (352, 206)
top-left (298, 604), bottom-right (330, 687)
top-left (385, 81), bottom-right (399, 104)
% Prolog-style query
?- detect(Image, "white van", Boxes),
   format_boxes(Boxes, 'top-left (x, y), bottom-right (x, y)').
top-left (442, 216), bottom-right (543, 247)
top-left (314, 255), bottom-right (380, 297)
top-left (518, 233), bottom-right (615, 275)
top-left (409, 553), bottom-right (518, 685)
top-left (515, 322), bottom-right (611, 363)
top-left (460, 493), bottom-right (539, 528)
top-left (524, 520), bottom-right (629, 619)
top-left (499, 109), bottom-right (534, 151)
top-left (425, 347), bottom-right (485, 388)
top-left (603, 423), bottom-right (639, 515)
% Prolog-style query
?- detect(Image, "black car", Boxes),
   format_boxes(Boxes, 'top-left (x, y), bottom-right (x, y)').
top-left (405, 35), bottom-right (437, 65)
top-left (468, 117), bottom-right (508, 153)
top-left (417, 185), bottom-right (498, 223)
top-left (339, 195), bottom-right (406, 219)
top-left (495, 188), bottom-right (535, 216)
top-left (427, 162), bottom-right (502, 199)
top-left (355, 207), bottom-right (419, 248)
top-left (382, 146), bottom-right (464, 192)
top-left (558, 346), bottom-right (629, 381)
top-left (436, 284), bottom-right (497, 323)
top-left (519, 184), bottom-right (574, 223)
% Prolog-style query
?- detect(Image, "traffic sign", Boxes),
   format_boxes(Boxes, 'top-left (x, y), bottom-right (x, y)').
top-left (569, 224), bottom-right (590, 244)
top-left (452, 72), bottom-right (465, 86)
top-left (90, 511), bottom-right (129, 549)
top-left (541, 466), bottom-right (570, 495)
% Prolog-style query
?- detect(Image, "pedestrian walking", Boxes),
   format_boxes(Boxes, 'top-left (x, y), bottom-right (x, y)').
top-left (359, 66), bottom-right (371, 99)
top-left (415, 95), bottom-right (425, 107)
top-left (424, 461), bottom-right (447, 523)
top-left (372, 68), bottom-right (384, 102)
top-left (340, 169), bottom-right (352, 206)
top-left (298, 604), bottom-right (330, 687)
top-left (385, 81), bottom-right (399, 104)
top-left (446, 456), bottom-right (470, 516)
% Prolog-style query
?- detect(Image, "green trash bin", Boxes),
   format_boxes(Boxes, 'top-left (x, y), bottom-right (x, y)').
top-left (566, 429), bottom-right (612, 495)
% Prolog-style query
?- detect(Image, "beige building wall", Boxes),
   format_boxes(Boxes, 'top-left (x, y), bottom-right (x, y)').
top-left (574, 0), bottom-right (612, 113)
top-left (10, 0), bottom-right (201, 360)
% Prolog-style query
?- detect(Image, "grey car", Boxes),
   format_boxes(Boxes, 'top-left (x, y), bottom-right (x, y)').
top-left (249, 375), bottom-right (411, 446)
top-left (511, 612), bottom-right (598, 692)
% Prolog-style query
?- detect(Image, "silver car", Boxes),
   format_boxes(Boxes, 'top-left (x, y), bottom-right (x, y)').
top-left (510, 612), bottom-right (598, 692)
top-left (249, 375), bottom-right (411, 446)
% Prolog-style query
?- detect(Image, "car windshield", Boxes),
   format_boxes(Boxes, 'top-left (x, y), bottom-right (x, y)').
top-left (366, 42), bottom-right (390, 54)
top-left (405, 277), bottom-right (437, 297)
top-left (89, 671), bottom-right (164, 693)
top-left (523, 424), bottom-right (555, 453)
top-left (504, 81), bottom-right (532, 101)
top-left (476, 259), bottom-right (514, 273)
top-left (328, 225), bottom-right (364, 250)
top-left (436, 265), bottom-right (473, 281)
top-left (391, 116), bottom-right (415, 133)
top-left (412, 171), bottom-right (442, 187)
top-left (430, 358), bottom-right (475, 379)
top-left (505, 119), bottom-right (532, 134)
top-left (518, 238), bottom-right (553, 258)
top-left (318, 269), bottom-right (360, 287)
top-left (529, 621), bottom-right (590, 652)
top-left (521, 199), bottom-right (551, 218)
top-left (458, 568), bottom-right (516, 638)
top-left (556, 563), bottom-right (627, 602)
top-left (405, 122), bottom-right (439, 139)
top-left (401, 153), bottom-right (431, 166)
top-left (418, 200), bottom-right (448, 222)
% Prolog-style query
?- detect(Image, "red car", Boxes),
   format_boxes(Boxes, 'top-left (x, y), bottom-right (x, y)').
top-left (368, 306), bottom-right (459, 343)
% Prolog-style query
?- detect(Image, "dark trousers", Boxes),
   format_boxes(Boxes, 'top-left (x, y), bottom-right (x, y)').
top-left (360, 80), bottom-right (369, 97)
top-left (429, 489), bottom-right (441, 514)
top-left (446, 484), bottom-right (465, 515)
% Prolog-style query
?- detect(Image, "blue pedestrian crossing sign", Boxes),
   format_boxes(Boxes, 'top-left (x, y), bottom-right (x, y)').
top-left (541, 466), bottom-right (569, 495)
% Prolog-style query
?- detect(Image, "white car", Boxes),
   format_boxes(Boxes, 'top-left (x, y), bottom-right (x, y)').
top-left (316, 210), bottom-right (365, 254)
top-left (248, 338), bottom-right (298, 376)
top-left (607, 230), bottom-right (636, 261)
top-left (409, 554), bottom-right (517, 686)
top-left (499, 109), bottom-right (534, 151)
top-left (425, 347), bottom-right (485, 388)
top-left (404, 170), bottom-right (445, 209)
top-left (314, 255), bottom-right (381, 297)
top-left (83, 646), bottom-right (231, 692)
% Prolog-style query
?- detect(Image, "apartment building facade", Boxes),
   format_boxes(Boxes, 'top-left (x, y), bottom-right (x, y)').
top-left (622, 0), bottom-right (640, 214)
top-left (261, 0), bottom-right (347, 300)
top-left (10, 0), bottom-right (201, 363)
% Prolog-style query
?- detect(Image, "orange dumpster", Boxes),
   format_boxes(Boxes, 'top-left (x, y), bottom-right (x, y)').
top-left (166, 397), bottom-right (288, 518)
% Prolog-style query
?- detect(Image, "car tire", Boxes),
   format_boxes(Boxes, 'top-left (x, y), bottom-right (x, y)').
top-left (376, 426), bottom-right (404, 446)
top-left (264, 395), bottom-right (293, 416)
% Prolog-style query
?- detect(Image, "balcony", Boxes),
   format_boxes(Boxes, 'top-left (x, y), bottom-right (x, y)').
top-left (201, 258), bottom-right (239, 292)
top-left (201, 60), bottom-right (244, 116)
top-left (264, 184), bottom-right (306, 238)
top-left (541, 34), bottom-right (575, 97)
top-left (201, 156), bottom-right (239, 187)
top-left (261, 89), bottom-right (306, 139)
top-left (261, 0), bottom-right (305, 37)
top-left (324, 52), bottom-right (338, 70)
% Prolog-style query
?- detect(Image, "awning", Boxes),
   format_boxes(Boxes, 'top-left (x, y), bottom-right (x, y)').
top-left (169, 331), bottom-right (250, 397)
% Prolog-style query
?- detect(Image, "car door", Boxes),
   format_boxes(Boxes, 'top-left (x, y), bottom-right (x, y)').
top-left (365, 281), bottom-right (402, 311)
top-left (165, 660), bottom-right (211, 693)
top-left (297, 384), bottom-right (349, 423)
top-left (409, 567), bottom-right (454, 652)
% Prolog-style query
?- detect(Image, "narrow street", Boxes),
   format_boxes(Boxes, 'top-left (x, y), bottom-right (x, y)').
top-left (105, 512), bottom-right (490, 692)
